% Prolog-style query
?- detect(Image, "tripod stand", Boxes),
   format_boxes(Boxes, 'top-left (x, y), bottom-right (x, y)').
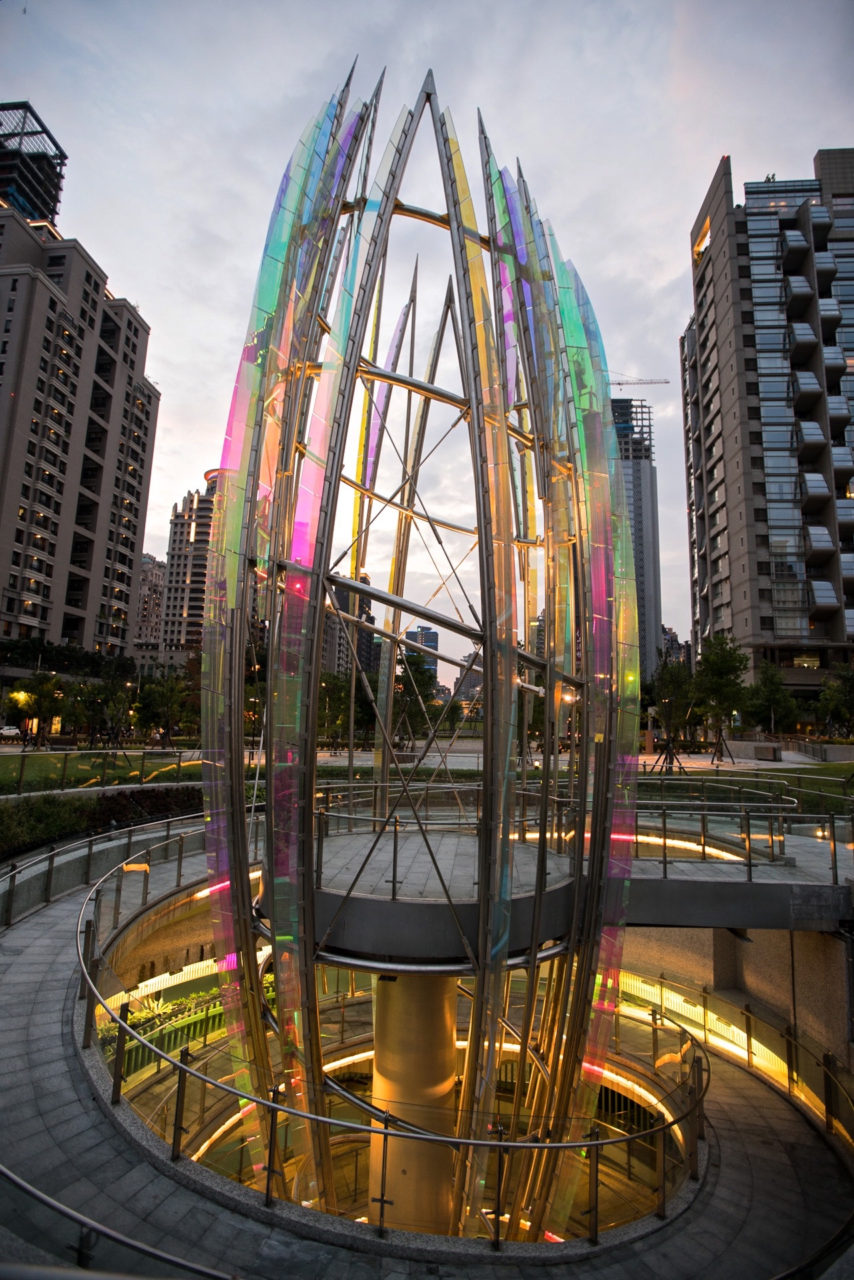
top-left (650, 735), bottom-right (687, 775)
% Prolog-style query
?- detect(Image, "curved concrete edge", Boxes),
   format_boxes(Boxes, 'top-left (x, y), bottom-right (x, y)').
top-left (70, 966), bottom-right (712, 1268)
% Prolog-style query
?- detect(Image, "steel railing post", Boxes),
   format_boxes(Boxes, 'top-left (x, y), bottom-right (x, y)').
top-left (111, 1001), bottom-right (130, 1105)
top-left (661, 808), bottom-right (668, 879)
top-left (111, 867), bottom-right (124, 931)
top-left (694, 1057), bottom-right (705, 1141)
top-left (745, 810), bottom-right (752, 881)
top-left (372, 1113), bottom-right (393, 1238)
top-left (43, 850), bottom-right (56, 904)
top-left (176, 833), bottom-right (184, 888)
top-left (655, 1111), bottom-right (666, 1219)
top-left (493, 1123), bottom-right (504, 1250)
top-left (171, 1045), bottom-right (190, 1161)
top-left (588, 1125), bottom-right (600, 1244)
top-left (823, 1052), bottom-right (837, 1135)
top-left (78, 919), bottom-right (94, 1001)
top-left (265, 1087), bottom-right (282, 1206)
top-left (830, 815), bottom-right (839, 885)
top-left (82, 955), bottom-right (100, 1051)
top-left (4, 863), bottom-right (18, 928)
top-left (392, 816), bottom-right (399, 901)
top-left (141, 850), bottom-right (151, 907)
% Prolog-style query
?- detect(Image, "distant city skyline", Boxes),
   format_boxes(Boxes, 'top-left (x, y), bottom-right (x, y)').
top-left (3, 0), bottom-right (852, 639)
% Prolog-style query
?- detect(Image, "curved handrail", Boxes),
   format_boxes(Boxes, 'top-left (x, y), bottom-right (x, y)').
top-left (76, 868), bottom-right (710, 1239)
top-left (0, 1159), bottom-right (232, 1279)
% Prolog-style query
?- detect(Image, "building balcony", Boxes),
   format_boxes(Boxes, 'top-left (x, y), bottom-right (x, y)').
top-left (779, 228), bottom-right (808, 268)
top-left (807, 580), bottom-right (839, 616)
top-left (804, 524), bottom-right (835, 562)
top-left (827, 396), bottom-right (851, 428)
top-left (824, 345), bottom-right (846, 378)
top-left (791, 370), bottom-right (822, 409)
top-left (814, 251), bottom-right (837, 286)
top-left (841, 554), bottom-right (854, 583)
top-left (819, 297), bottom-right (842, 336)
top-left (832, 446), bottom-right (854, 481)
top-left (784, 275), bottom-right (813, 316)
top-left (810, 204), bottom-right (832, 249)
top-left (787, 321), bottom-right (818, 362)
top-left (800, 471), bottom-right (831, 510)
top-left (836, 499), bottom-right (854, 528)
top-left (793, 419), bottom-right (825, 458)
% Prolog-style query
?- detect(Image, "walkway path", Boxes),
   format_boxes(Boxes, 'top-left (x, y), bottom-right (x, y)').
top-left (0, 864), bottom-right (853, 1278)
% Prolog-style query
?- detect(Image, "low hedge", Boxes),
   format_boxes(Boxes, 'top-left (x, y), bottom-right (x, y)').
top-left (0, 785), bottom-right (204, 862)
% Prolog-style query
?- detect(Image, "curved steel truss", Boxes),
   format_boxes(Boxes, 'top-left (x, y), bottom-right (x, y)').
top-left (202, 68), bottom-right (638, 1240)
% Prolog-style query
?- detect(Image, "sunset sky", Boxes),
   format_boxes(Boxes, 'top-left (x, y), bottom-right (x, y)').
top-left (2, 0), bottom-right (852, 638)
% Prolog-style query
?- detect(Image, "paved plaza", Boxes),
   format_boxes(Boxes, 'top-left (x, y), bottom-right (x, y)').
top-left (1, 755), bottom-right (854, 1277)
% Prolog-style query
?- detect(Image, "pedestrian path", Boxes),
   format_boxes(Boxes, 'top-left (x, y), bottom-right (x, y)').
top-left (0, 872), bottom-right (853, 1278)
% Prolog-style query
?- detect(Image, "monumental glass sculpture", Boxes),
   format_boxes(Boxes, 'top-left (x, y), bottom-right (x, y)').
top-left (202, 69), bottom-right (638, 1241)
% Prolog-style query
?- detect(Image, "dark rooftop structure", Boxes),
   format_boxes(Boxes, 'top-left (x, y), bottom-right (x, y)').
top-left (0, 101), bottom-right (67, 224)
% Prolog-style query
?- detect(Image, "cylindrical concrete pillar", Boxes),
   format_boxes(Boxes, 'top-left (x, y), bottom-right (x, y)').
top-left (369, 972), bottom-right (457, 1234)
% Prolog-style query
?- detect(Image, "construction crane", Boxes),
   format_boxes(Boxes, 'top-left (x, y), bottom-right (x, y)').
top-left (608, 371), bottom-right (670, 388)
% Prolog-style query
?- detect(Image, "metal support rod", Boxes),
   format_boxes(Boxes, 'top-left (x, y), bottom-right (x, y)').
top-left (651, 1007), bottom-right (659, 1067)
top-left (85, 837), bottom-right (94, 883)
top-left (701, 809), bottom-right (707, 860)
top-left (175, 833), bottom-right (184, 888)
top-left (588, 1125), bottom-right (599, 1244)
top-left (171, 1045), bottom-right (190, 1161)
top-left (111, 1001), bottom-right (130, 1105)
top-left (745, 1006), bottom-right (754, 1070)
top-left (661, 808), bottom-right (668, 878)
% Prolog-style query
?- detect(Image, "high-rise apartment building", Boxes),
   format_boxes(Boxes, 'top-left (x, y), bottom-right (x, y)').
top-left (405, 624), bottom-right (439, 682)
top-left (133, 551), bottom-right (166, 675)
top-left (0, 102), bottom-right (66, 224)
top-left (681, 150), bottom-right (854, 691)
top-left (321, 576), bottom-right (378, 676)
top-left (0, 199), bottom-right (159, 654)
top-left (612, 398), bottom-right (662, 682)
top-left (160, 475), bottom-right (216, 661)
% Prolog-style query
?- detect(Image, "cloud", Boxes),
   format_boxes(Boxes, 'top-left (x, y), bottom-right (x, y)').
top-left (2, 0), bottom-right (852, 638)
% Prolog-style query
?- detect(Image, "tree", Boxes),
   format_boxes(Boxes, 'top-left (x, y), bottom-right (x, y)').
top-left (394, 651), bottom-right (436, 745)
top-left (816, 665), bottom-right (854, 738)
top-left (651, 655), bottom-right (694, 771)
top-left (9, 672), bottom-right (66, 747)
top-left (693, 635), bottom-right (749, 761)
top-left (742, 662), bottom-right (798, 736)
top-left (137, 667), bottom-right (191, 748)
